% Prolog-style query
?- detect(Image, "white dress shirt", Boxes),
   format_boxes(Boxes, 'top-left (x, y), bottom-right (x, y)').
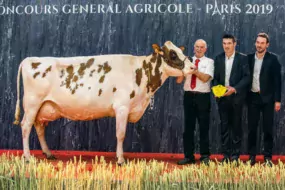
top-left (251, 53), bottom-right (264, 92)
top-left (183, 56), bottom-right (214, 93)
top-left (225, 52), bottom-right (235, 86)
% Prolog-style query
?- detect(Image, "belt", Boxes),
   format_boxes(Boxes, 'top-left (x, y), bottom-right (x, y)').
top-left (187, 91), bottom-right (209, 94)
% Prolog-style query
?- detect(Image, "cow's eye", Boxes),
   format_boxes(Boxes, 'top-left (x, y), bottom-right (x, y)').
top-left (169, 50), bottom-right (177, 60)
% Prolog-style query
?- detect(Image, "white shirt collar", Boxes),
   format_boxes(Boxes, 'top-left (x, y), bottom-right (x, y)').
top-left (193, 55), bottom-right (205, 60)
top-left (226, 51), bottom-right (235, 60)
top-left (255, 52), bottom-right (265, 60)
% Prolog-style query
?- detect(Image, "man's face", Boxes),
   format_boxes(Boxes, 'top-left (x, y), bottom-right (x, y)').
top-left (222, 38), bottom-right (236, 55)
top-left (255, 37), bottom-right (269, 53)
top-left (194, 41), bottom-right (207, 58)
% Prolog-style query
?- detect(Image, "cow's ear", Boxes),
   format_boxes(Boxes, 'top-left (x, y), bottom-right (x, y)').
top-left (152, 44), bottom-right (160, 51)
top-left (152, 44), bottom-right (164, 55)
top-left (179, 46), bottom-right (185, 51)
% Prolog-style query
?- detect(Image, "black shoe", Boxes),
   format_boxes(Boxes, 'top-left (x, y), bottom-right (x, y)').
top-left (177, 158), bottom-right (195, 165)
top-left (264, 158), bottom-right (273, 167)
top-left (200, 157), bottom-right (210, 166)
top-left (249, 156), bottom-right (256, 166)
top-left (231, 157), bottom-right (240, 167)
top-left (231, 155), bottom-right (239, 162)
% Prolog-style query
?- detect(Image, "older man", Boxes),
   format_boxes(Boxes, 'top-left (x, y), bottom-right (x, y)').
top-left (177, 39), bottom-right (214, 165)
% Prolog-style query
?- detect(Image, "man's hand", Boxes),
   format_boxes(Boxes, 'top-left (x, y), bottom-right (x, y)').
top-left (223, 86), bottom-right (236, 97)
top-left (176, 76), bottom-right (184, 84)
top-left (275, 102), bottom-right (281, 112)
top-left (176, 67), bottom-right (197, 84)
top-left (192, 68), bottom-right (198, 75)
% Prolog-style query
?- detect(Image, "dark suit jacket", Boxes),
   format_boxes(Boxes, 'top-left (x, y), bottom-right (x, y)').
top-left (248, 51), bottom-right (281, 103)
top-left (212, 52), bottom-right (250, 101)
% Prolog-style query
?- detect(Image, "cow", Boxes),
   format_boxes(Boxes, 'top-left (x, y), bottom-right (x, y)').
top-left (13, 41), bottom-right (195, 164)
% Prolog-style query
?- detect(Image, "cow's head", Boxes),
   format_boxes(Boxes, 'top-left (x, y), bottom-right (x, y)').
top-left (152, 41), bottom-right (195, 76)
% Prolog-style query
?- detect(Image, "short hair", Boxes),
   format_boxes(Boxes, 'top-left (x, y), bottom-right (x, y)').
top-left (194, 39), bottom-right (207, 48)
top-left (257, 32), bottom-right (269, 43)
top-left (222, 34), bottom-right (236, 43)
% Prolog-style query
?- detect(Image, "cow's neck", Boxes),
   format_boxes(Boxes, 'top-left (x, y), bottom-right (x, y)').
top-left (138, 53), bottom-right (168, 97)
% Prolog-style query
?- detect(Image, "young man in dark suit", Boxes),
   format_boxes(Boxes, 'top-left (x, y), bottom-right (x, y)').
top-left (247, 33), bottom-right (281, 167)
top-left (212, 34), bottom-right (250, 164)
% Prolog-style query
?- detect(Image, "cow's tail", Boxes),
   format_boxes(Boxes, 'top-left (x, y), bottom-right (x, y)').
top-left (13, 62), bottom-right (22, 125)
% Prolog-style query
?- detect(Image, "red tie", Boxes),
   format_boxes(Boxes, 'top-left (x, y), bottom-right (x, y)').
top-left (190, 59), bottom-right (200, 89)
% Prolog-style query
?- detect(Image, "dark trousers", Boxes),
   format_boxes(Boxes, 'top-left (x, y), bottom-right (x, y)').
top-left (217, 95), bottom-right (243, 158)
top-left (248, 92), bottom-right (274, 159)
top-left (183, 91), bottom-right (211, 159)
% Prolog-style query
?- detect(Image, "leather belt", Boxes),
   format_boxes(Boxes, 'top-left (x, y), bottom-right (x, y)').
top-left (187, 91), bottom-right (209, 94)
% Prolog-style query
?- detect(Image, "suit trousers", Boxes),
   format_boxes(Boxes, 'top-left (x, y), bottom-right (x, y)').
top-left (183, 91), bottom-right (211, 159)
top-left (248, 92), bottom-right (274, 159)
top-left (217, 94), bottom-right (243, 158)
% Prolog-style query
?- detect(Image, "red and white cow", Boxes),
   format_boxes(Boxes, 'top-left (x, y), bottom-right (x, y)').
top-left (13, 41), bottom-right (195, 164)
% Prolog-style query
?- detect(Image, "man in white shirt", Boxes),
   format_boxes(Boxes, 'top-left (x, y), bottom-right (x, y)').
top-left (176, 39), bottom-right (214, 165)
top-left (212, 34), bottom-right (250, 165)
top-left (247, 33), bottom-right (281, 167)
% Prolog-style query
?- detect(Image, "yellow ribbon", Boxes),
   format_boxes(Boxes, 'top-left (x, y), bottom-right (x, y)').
top-left (212, 85), bottom-right (227, 98)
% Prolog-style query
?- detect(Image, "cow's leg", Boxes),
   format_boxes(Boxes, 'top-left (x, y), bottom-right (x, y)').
top-left (115, 106), bottom-right (129, 165)
top-left (21, 97), bottom-right (43, 161)
top-left (21, 110), bottom-right (39, 161)
top-left (34, 122), bottom-right (56, 160)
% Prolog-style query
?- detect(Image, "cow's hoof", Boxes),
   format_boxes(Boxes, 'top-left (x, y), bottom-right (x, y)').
top-left (117, 162), bottom-right (125, 166)
top-left (43, 153), bottom-right (56, 160)
top-left (22, 155), bottom-right (30, 163)
top-left (117, 157), bottom-right (125, 166)
top-left (47, 155), bottom-right (57, 160)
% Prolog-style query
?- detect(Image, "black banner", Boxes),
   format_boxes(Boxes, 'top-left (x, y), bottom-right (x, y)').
top-left (0, 0), bottom-right (284, 154)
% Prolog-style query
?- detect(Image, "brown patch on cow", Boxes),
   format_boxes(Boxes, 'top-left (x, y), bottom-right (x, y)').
top-left (61, 65), bottom-right (86, 94)
top-left (42, 66), bottom-right (52, 78)
top-left (150, 53), bottom-right (157, 63)
top-left (60, 69), bottom-right (65, 78)
top-left (142, 55), bottom-right (162, 93)
top-left (97, 62), bottom-right (111, 74)
top-left (72, 75), bottom-right (78, 82)
top-left (103, 61), bottom-right (111, 74)
top-left (98, 89), bottom-right (102, 96)
top-left (46, 66), bottom-right (52, 72)
top-left (162, 46), bottom-right (185, 70)
top-left (33, 72), bottom-right (40, 78)
top-left (135, 68), bottom-right (142, 86)
top-left (98, 65), bottom-right (103, 73)
top-left (113, 87), bottom-right (117, 92)
top-left (78, 63), bottom-right (87, 78)
top-left (99, 75), bottom-right (105, 83)
top-left (65, 65), bottom-right (74, 89)
top-left (86, 58), bottom-right (94, 68)
top-left (71, 84), bottom-right (79, 94)
top-left (89, 69), bottom-right (96, 77)
top-left (130, 90), bottom-right (135, 99)
top-left (32, 62), bottom-right (41, 69)
top-left (77, 58), bottom-right (95, 78)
